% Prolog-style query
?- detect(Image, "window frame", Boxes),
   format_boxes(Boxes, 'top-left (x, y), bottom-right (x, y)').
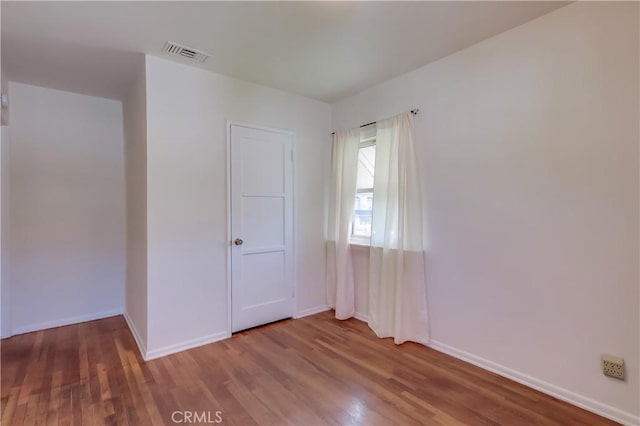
top-left (350, 137), bottom-right (376, 246)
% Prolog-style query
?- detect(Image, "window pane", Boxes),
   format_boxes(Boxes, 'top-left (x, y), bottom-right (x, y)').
top-left (352, 144), bottom-right (375, 240)
top-left (353, 191), bottom-right (373, 237)
top-left (356, 145), bottom-right (375, 190)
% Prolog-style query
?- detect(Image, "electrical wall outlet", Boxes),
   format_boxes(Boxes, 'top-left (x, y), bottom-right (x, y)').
top-left (602, 354), bottom-right (625, 380)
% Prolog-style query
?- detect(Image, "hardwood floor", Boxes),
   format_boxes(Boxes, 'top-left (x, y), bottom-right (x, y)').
top-left (2, 311), bottom-right (615, 425)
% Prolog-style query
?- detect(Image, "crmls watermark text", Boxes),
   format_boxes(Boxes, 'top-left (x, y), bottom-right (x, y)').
top-left (171, 410), bottom-right (223, 424)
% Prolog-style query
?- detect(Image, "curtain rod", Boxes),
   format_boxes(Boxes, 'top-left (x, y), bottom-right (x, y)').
top-left (330, 109), bottom-right (419, 136)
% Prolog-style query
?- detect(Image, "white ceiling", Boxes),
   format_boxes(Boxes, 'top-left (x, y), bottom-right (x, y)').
top-left (1, 1), bottom-right (569, 103)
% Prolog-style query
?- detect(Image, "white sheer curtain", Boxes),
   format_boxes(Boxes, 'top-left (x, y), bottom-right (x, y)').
top-left (368, 112), bottom-right (429, 345)
top-left (326, 128), bottom-right (360, 319)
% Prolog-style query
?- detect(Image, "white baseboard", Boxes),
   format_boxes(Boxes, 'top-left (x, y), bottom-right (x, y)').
top-left (11, 308), bottom-right (123, 336)
top-left (294, 305), bottom-right (330, 319)
top-left (429, 340), bottom-right (639, 426)
top-left (144, 331), bottom-right (231, 361)
top-left (349, 313), bottom-right (637, 425)
top-left (353, 311), bottom-right (369, 322)
top-left (127, 305), bottom-right (329, 362)
top-left (123, 312), bottom-right (147, 359)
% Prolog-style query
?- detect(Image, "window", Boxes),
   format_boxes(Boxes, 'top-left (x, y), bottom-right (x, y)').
top-left (351, 137), bottom-right (376, 243)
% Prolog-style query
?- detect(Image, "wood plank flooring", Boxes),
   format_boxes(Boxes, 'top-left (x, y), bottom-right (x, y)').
top-left (1, 311), bottom-right (615, 425)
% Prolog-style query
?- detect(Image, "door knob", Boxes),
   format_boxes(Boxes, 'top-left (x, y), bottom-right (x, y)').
top-left (234, 238), bottom-right (244, 246)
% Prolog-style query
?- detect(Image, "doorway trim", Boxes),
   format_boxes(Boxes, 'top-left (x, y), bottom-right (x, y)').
top-left (226, 121), bottom-right (297, 335)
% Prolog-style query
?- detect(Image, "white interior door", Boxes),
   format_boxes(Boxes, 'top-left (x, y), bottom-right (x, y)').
top-left (230, 124), bottom-right (294, 333)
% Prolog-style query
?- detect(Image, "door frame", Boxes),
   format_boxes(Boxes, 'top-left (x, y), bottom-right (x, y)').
top-left (226, 121), bottom-right (297, 335)
top-left (0, 126), bottom-right (10, 339)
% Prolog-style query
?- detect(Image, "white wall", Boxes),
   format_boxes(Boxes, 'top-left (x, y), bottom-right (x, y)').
top-left (0, 5), bottom-right (6, 336)
top-left (1, 56), bottom-right (9, 126)
top-left (123, 55), bottom-right (148, 353)
top-left (144, 55), bottom-right (331, 357)
top-left (9, 82), bottom-right (126, 334)
top-left (1, 125), bottom-right (10, 337)
top-left (332, 2), bottom-right (639, 423)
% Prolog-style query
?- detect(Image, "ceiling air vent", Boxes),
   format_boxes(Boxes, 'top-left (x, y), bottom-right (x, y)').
top-left (163, 41), bottom-right (210, 64)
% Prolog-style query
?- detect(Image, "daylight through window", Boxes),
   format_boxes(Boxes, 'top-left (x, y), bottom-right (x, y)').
top-left (352, 139), bottom-right (375, 242)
